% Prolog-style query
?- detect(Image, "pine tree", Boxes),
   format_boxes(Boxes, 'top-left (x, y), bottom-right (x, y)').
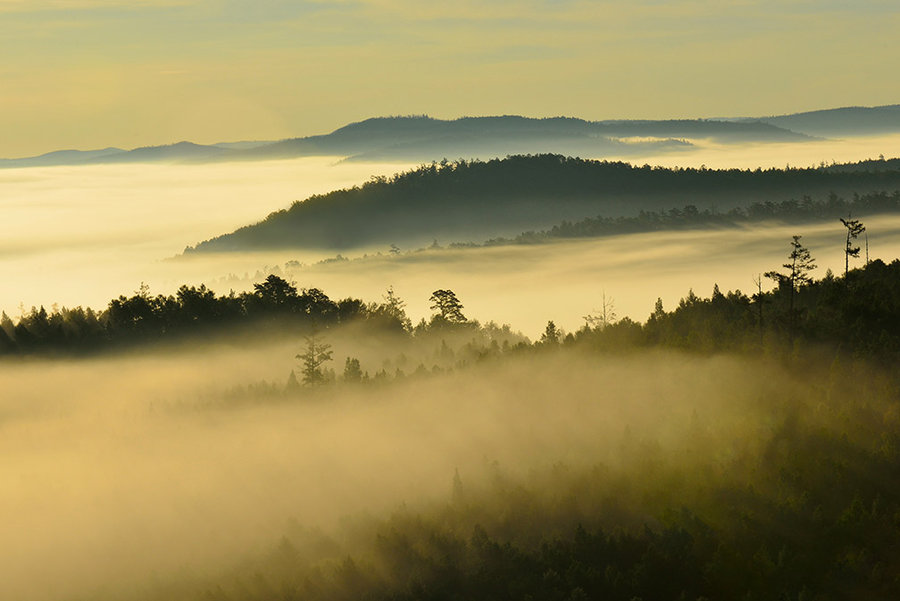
top-left (343, 357), bottom-right (363, 382)
top-left (429, 289), bottom-right (466, 325)
top-left (383, 286), bottom-right (412, 330)
top-left (296, 333), bottom-right (333, 386)
top-left (285, 370), bottom-right (300, 392)
top-left (540, 321), bottom-right (561, 346)
top-left (765, 235), bottom-right (817, 341)
top-left (839, 215), bottom-right (865, 275)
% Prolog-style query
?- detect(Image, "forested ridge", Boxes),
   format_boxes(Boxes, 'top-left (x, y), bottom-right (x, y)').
top-left (186, 154), bottom-right (900, 252)
top-left (4, 253), bottom-right (900, 363)
top-left (200, 403), bottom-right (900, 601)
top-left (52, 257), bottom-right (898, 601)
top-left (469, 190), bottom-right (900, 247)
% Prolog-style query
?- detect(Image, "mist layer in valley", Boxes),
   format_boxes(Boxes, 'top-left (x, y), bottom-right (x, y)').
top-left (4, 129), bottom-right (900, 600)
top-left (2, 315), bottom-right (898, 600)
top-left (4, 144), bottom-right (900, 336)
top-left (0, 157), bottom-right (412, 318)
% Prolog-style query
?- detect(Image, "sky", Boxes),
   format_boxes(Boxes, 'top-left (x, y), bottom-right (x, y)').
top-left (1, 0), bottom-right (899, 157)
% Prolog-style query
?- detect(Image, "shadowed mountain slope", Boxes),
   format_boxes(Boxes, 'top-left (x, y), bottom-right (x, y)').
top-left (0, 147), bottom-right (123, 168)
top-left (235, 115), bottom-right (808, 162)
top-left (4, 104), bottom-right (898, 169)
top-left (1, 114), bottom-right (813, 168)
top-left (185, 154), bottom-right (900, 253)
top-left (754, 104), bottom-right (900, 138)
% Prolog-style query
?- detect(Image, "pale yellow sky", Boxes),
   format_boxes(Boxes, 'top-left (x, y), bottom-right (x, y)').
top-left (1, 0), bottom-right (898, 157)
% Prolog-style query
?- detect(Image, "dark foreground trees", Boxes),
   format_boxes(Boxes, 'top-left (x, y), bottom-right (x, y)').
top-left (7, 261), bottom-right (900, 601)
top-left (840, 215), bottom-right (866, 275)
top-left (765, 235), bottom-right (817, 341)
top-left (191, 352), bottom-right (900, 601)
top-left (429, 289), bottom-right (466, 325)
top-left (0, 276), bottom-right (395, 355)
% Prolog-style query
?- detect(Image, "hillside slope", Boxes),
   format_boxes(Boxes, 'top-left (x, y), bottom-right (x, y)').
top-left (0, 114), bottom-right (811, 168)
top-left (186, 154), bottom-right (900, 253)
top-left (235, 115), bottom-right (807, 162)
top-left (755, 104), bottom-right (900, 138)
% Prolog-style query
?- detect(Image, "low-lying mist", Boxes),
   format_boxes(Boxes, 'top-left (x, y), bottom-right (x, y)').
top-left (4, 136), bottom-right (900, 332)
top-left (4, 133), bottom-right (900, 601)
top-left (185, 214), bottom-right (900, 337)
top-left (1, 329), bottom-right (894, 601)
top-left (0, 157), bottom-right (412, 315)
top-left (616, 132), bottom-right (900, 171)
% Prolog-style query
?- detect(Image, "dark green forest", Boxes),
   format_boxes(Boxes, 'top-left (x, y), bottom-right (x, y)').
top-left (7, 248), bottom-right (900, 601)
top-left (65, 258), bottom-right (899, 601)
top-left (466, 190), bottom-right (900, 247)
top-left (185, 155), bottom-right (900, 252)
top-left (196, 392), bottom-right (900, 601)
top-left (5, 253), bottom-right (900, 363)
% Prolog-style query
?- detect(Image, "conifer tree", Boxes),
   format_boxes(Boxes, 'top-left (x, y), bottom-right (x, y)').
top-left (540, 321), bottom-right (561, 346)
top-left (839, 215), bottom-right (865, 275)
top-left (296, 333), bottom-right (333, 385)
top-left (343, 357), bottom-right (363, 382)
top-left (429, 289), bottom-right (466, 325)
top-left (765, 235), bottom-right (817, 340)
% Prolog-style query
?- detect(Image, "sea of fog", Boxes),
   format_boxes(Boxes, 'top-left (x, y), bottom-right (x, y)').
top-left (0, 157), bottom-right (412, 315)
top-left (3, 136), bottom-right (900, 601)
top-left (3, 134), bottom-right (900, 337)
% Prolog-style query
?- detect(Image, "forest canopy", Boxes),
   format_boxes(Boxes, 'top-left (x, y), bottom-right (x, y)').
top-left (185, 154), bottom-right (900, 253)
top-left (4, 253), bottom-right (900, 364)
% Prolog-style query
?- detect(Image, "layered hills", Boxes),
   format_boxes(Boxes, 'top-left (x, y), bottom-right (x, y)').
top-left (185, 154), bottom-right (900, 253)
top-left (7, 103), bottom-right (899, 169)
top-left (753, 104), bottom-right (900, 138)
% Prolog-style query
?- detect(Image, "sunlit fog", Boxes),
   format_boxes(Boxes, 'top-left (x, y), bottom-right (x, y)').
top-left (3, 136), bottom-right (900, 336)
top-left (4, 132), bottom-right (900, 601)
top-left (0, 157), bottom-right (411, 318)
top-left (620, 132), bottom-right (900, 170)
top-left (1, 342), bottom-right (886, 601)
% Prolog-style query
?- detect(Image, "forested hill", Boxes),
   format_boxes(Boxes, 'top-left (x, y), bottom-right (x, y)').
top-left (4, 258), bottom-right (900, 365)
top-left (756, 104), bottom-right (900, 138)
top-left (186, 154), bottom-right (900, 253)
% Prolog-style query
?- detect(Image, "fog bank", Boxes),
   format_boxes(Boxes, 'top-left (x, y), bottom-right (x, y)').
top-left (0, 342), bottom-right (843, 601)
top-left (3, 143), bottom-right (900, 336)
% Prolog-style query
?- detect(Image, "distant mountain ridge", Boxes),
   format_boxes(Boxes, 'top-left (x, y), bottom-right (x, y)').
top-left (3, 103), bottom-right (898, 168)
top-left (97, 141), bottom-right (230, 163)
top-left (754, 104), bottom-right (900, 138)
top-left (0, 147), bottom-right (124, 168)
top-left (239, 115), bottom-right (808, 163)
top-left (0, 114), bottom-right (796, 167)
top-left (0, 141), bottom-right (227, 168)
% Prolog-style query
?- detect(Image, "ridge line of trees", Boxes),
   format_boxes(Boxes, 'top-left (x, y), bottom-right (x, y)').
top-left (3, 254), bottom-right (900, 363)
top-left (467, 191), bottom-right (899, 247)
top-left (184, 154), bottom-right (900, 253)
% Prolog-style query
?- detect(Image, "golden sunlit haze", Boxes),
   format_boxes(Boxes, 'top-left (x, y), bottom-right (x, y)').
top-left (1, 0), bottom-right (899, 157)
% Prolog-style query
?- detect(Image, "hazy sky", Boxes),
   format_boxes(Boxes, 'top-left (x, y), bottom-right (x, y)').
top-left (2, 0), bottom-right (899, 157)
